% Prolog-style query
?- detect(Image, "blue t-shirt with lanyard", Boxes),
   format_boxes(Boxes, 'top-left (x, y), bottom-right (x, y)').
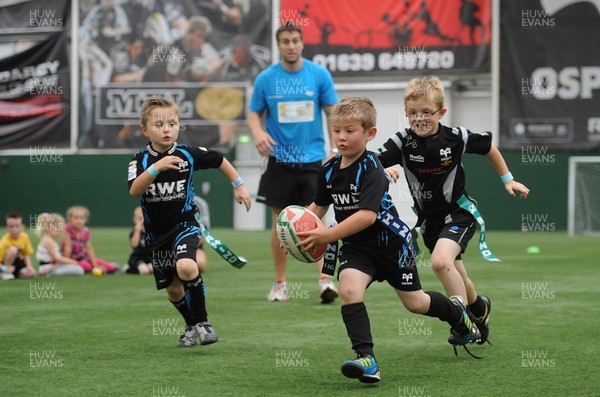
top-left (248, 58), bottom-right (338, 164)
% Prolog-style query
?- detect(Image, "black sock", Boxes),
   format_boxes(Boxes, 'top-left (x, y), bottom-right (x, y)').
top-left (341, 302), bottom-right (374, 357)
top-left (424, 291), bottom-right (461, 327)
top-left (182, 274), bottom-right (208, 324)
top-left (469, 295), bottom-right (486, 319)
top-left (170, 296), bottom-right (194, 327)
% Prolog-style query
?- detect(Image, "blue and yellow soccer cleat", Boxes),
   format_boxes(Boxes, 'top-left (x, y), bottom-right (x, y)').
top-left (341, 354), bottom-right (381, 383)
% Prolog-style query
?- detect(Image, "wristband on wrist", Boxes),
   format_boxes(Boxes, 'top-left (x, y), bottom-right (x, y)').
top-left (148, 164), bottom-right (159, 178)
top-left (232, 177), bottom-right (244, 188)
top-left (501, 172), bottom-right (514, 184)
top-left (1, 264), bottom-right (6, 273)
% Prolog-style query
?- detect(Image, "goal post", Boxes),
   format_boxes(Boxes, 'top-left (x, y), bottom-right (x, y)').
top-left (568, 156), bottom-right (600, 236)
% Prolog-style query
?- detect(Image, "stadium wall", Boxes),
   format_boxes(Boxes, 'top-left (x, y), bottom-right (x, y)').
top-left (1, 151), bottom-right (596, 230)
top-left (0, 153), bottom-right (233, 228)
top-left (462, 151), bottom-right (595, 232)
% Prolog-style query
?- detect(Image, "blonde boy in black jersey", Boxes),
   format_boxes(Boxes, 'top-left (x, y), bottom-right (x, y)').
top-left (297, 97), bottom-right (476, 384)
top-left (129, 96), bottom-right (251, 348)
top-left (378, 76), bottom-right (530, 346)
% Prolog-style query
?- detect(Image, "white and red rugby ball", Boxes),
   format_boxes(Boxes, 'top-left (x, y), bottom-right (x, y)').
top-left (276, 205), bottom-right (327, 263)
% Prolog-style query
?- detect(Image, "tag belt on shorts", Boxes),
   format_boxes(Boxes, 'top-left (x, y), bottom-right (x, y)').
top-left (456, 194), bottom-right (500, 262)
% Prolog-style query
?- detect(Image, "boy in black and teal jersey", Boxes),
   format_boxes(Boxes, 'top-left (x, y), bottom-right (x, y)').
top-left (297, 97), bottom-right (477, 384)
top-left (128, 96), bottom-right (251, 347)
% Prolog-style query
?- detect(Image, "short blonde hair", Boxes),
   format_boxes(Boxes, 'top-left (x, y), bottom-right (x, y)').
top-left (139, 96), bottom-right (180, 126)
top-left (66, 205), bottom-right (90, 221)
top-left (404, 76), bottom-right (445, 109)
top-left (35, 213), bottom-right (65, 236)
top-left (329, 97), bottom-right (377, 130)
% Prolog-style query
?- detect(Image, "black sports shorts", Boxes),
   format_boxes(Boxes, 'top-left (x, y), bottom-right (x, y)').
top-left (421, 208), bottom-right (476, 259)
top-left (149, 223), bottom-right (201, 290)
top-left (337, 244), bottom-right (422, 292)
top-left (12, 257), bottom-right (26, 278)
top-left (256, 156), bottom-right (321, 209)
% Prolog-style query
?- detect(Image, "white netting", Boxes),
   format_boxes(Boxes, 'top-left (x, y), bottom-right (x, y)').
top-left (569, 157), bottom-right (600, 236)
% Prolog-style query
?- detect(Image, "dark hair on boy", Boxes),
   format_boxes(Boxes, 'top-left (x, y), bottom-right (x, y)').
top-left (5, 212), bottom-right (22, 224)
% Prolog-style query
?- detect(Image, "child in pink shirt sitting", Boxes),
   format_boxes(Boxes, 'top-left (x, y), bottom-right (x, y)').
top-left (62, 206), bottom-right (119, 275)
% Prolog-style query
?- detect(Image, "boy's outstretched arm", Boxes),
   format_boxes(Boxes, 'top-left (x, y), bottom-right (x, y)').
top-left (486, 145), bottom-right (530, 199)
top-left (219, 158), bottom-right (252, 211)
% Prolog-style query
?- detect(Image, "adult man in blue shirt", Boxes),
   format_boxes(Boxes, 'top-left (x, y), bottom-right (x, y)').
top-left (248, 22), bottom-right (339, 303)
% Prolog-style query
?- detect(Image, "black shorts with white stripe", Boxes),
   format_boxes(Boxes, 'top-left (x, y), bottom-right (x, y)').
top-left (421, 208), bottom-right (477, 259)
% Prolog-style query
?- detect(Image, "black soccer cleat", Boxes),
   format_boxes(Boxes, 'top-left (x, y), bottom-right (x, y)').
top-left (472, 295), bottom-right (491, 345)
top-left (447, 296), bottom-right (486, 359)
top-left (448, 296), bottom-right (480, 346)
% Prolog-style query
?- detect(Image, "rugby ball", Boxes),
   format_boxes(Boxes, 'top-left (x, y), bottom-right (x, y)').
top-left (276, 205), bottom-right (327, 263)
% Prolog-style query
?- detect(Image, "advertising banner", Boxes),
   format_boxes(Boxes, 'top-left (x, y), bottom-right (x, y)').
top-left (280, 0), bottom-right (491, 77)
top-left (0, 0), bottom-right (70, 149)
top-left (500, 0), bottom-right (600, 150)
top-left (78, 0), bottom-right (271, 150)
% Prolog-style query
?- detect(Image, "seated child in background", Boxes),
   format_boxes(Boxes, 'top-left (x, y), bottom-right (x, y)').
top-left (0, 212), bottom-right (37, 280)
top-left (62, 205), bottom-right (119, 275)
top-left (36, 213), bottom-right (84, 277)
top-left (124, 207), bottom-right (153, 275)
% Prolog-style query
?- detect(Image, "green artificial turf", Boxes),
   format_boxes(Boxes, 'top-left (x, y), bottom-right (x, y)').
top-left (1, 229), bottom-right (598, 396)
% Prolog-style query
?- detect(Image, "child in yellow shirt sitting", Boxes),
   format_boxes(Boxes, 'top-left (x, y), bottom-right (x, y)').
top-left (0, 212), bottom-right (37, 280)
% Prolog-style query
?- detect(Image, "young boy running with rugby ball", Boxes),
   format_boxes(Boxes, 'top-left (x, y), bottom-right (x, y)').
top-left (128, 96), bottom-right (251, 347)
top-left (297, 97), bottom-right (477, 383)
